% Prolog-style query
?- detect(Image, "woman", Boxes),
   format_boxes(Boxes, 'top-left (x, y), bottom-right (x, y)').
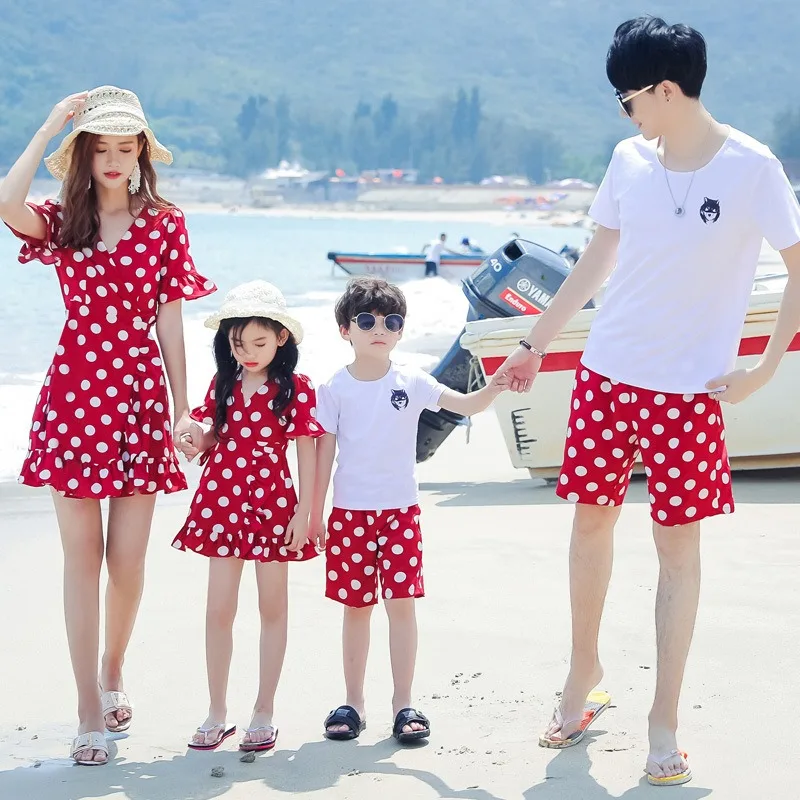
top-left (0, 86), bottom-right (216, 765)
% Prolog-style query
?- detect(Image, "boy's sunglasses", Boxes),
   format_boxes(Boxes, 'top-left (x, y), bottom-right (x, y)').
top-left (352, 312), bottom-right (404, 333)
top-left (615, 84), bottom-right (654, 117)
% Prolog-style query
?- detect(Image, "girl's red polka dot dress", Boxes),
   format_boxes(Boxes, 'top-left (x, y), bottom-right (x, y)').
top-left (7, 201), bottom-right (216, 498)
top-left (172, 373), bottom-right (324, 561)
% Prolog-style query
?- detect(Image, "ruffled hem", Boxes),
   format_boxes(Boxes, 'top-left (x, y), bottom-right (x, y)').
top-left (19, 448), bottom-right (188, 498)
top-left (172, 526), bottom-right (317, 562)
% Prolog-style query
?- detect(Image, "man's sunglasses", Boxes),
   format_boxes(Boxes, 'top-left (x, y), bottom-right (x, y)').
top-left (615, 84), bottom-right (654, 117)
top-left (352, 312), bottom-right (405, 333)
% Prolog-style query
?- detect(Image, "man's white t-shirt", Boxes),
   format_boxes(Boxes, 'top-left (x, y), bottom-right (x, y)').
top-left (426, 240), bottom-right (445, 265)
top-left (316, 362), bottom-right (447, 510)
top-left (583, 128), bottom-right (800, 393)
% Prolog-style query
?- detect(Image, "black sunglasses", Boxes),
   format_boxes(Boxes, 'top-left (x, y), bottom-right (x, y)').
top-left (352, 312), bottom-right (404, 333)
top-left (615, 84), bottom-right (654, 117)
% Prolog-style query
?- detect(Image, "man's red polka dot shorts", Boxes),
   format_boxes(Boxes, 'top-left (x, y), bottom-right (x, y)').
top-left (555, 363), bottom-right (734, 526)
top-left (326, 505), bottom-right (424, 607)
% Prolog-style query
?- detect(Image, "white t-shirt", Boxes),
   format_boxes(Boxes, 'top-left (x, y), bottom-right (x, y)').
top-left (583, 128), bottom-right (800, 393)
top-left (316, 362), bottom-right (447, 510)
top-left (426, 240), bottom-right (445, 265)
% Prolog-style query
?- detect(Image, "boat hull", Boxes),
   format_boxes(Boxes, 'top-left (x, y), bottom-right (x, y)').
top-left (460, 292), bottom-right (800, 477)
top-left (328, 252), bottom-right (484, 282)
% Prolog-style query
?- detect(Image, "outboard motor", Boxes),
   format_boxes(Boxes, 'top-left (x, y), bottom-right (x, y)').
top-left (416, 238), bottom-right (596, 462)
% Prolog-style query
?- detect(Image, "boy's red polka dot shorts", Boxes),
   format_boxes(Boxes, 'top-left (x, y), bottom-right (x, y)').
top-left (555, 363), bottom-right (734, 526)
top-left (326, 505), bottom-right (424, 608)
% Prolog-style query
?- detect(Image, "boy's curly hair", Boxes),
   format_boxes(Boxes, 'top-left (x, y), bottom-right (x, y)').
top-left (334, 276), bottom-right (407, 329)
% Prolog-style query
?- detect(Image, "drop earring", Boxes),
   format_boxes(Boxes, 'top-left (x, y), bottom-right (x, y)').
top-left (128, 162), bottom-right (141, 194)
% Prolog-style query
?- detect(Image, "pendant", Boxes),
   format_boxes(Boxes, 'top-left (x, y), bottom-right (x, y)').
top-left (675, 207), bottom-right (685, 217)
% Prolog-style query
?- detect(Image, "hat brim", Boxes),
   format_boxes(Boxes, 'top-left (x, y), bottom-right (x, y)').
top-left (44, 123), bottom-right (173, 182)
top-left (204, 306), bottom-right (304, 345)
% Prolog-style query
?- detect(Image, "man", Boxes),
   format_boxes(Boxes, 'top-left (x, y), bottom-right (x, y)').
top-left (497, 16), bottom-right (800, 786)
top-left (424, 232), bottom-right (448, 277)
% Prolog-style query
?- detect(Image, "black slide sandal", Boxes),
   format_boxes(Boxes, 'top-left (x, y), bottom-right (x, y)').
top-left (393, 708), bottom-right (430, 743)
top-left (323, 705), bottom-right (366, 740)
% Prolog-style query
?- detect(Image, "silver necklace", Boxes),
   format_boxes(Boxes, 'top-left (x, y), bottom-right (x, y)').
top-left (661, 118), bottom-right (714, 218)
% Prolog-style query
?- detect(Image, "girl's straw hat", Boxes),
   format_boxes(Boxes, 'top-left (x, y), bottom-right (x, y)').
top-left (44, 85), bottom-right (173, 181)
top-left (205, 281), bottom-right (304, 344)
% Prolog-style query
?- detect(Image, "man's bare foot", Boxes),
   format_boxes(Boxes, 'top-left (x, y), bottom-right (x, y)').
top-left (393, 703), bottom-right (427, 735)
top-left (647, 722), bottom-right (688, 779)
top-left (545, 661), bottom-right (604, 741)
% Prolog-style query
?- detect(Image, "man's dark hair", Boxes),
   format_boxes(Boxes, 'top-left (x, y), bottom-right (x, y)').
top-left (606, 16), bottom-right (707, 99)
top-left (334, 276), bottom-right (407, 328)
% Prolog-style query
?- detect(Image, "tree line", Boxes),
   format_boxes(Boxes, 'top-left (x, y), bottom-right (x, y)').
top-left (221, 87), bottom-right (567, 184)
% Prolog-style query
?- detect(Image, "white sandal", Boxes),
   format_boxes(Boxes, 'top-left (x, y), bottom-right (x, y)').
top-left (71, 731), bottom-right (109, 766)
top-left (101, 690), bottom-right (133, 733)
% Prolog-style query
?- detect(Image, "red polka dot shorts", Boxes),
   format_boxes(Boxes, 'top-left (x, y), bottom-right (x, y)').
top-left (326, 506), bottom-right (424, 608)
top-left (556, 363), bottom-right (734, 526)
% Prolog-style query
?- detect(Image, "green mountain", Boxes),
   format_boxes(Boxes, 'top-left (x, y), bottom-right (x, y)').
top-left (1, 1), bottom-right (798, 178)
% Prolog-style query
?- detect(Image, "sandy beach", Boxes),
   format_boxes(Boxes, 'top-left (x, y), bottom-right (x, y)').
top-left (0, 412), bottom-right (797, 799)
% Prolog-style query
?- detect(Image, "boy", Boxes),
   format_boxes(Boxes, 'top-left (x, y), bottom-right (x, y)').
top-left (498, 16), bottom-right (800, 786)
top-left (310, 276), bottom-right (505, 743)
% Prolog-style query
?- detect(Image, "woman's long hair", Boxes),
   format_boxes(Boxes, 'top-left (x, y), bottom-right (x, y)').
top-left (58, 132), bottom-right (172, 250)
top-left (212, 317), bottom-right (299, 439)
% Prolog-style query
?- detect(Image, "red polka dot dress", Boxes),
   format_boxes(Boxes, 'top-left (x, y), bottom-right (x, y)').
top-left (172, 373), bottom-right (324, 561)
top-left (6, 201), bottom-right (216, 498)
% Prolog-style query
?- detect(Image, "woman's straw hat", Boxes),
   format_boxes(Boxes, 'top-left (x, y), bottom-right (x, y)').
top-left (204, 281), bottom-right (304, 344)
top-left (44, 85), bottom-right (172, 181)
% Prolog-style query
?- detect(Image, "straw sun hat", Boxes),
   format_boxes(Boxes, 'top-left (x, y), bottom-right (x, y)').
top-left (204, 281), bottom-right (305, 344)
top-left (44, 85), bottom-right (173, 182)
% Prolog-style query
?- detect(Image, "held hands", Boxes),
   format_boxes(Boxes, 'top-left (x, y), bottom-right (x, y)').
top-left (176, 422), bottom-right (205, 462)
top-left (495, 345), bottom-right (543, 393)
top-left (285, 512), bottom-right (310, 552)
top-left (40, 92), bottom-right (89, 140)
top-left (309, 516), bottom-right (327, 551)
top-left (705, 366), bottom-right (770, 405)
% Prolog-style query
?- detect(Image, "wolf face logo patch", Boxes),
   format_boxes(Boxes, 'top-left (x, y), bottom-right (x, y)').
top-left (390, 389), bottom-right (409, 410)
top-left (699, 198), bottom-right (720, 224)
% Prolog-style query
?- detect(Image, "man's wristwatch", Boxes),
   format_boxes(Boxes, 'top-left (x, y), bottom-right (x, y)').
top-left (519, 340), bottom-right (546, 359)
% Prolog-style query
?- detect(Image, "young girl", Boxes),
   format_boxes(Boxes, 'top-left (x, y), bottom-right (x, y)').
top-left (173, 280), bottom-right (323, 752)
top-left (0, 86), bottom-right (215, 765)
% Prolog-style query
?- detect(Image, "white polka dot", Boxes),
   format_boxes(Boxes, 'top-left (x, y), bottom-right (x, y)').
top-left (685, 507), bottom-right (697, 517)
top-left (654, 452), bottom-right (666, 464)
top-left (600, 381), bottom-right (612, 393)
top-left (669, 496), bottom-right (682, 507)
top-left (667, 408), bottom-right (680, 419)
top-left (655, 482), bottom-right (667, 492)
top-left (612, 448), bottom-right (625, 459)
top-left (394, 571), bottom-right (407, 583)
top-left (391, 544), bottom-right (403, 555)
top-left (668, 438), bottom-right (680, 449)
top-left (657, 510), bottom-right (668, 521)
top-left (583, 438), bottom-right (595, 450)
top-left (654, 394), bottom-right (666, 406)
top-left (586, 482), bottom-right (598, 492)
top-left (652, 424), bottom-right (664, 435)
top-left (615, 421), bottom-right (628, 432)
top-left (338, 588), bottom-right (348, 600)
top-left (567, 492), bottom-right (579, 502)
top-left (575, 466), bottom-right (588, 477)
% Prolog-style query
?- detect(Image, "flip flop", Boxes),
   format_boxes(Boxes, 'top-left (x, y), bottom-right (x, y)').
top-left (646, 750), bottom-right (692, 786)
top-left (393, 708), bottom-right (430, 744)
top-left (538, 690), bottom-right (612, 749)
top-left (239, 725), bottom-right (278, 752)
top-left (71, 731), bottom-right (109, 766)
top-left (187, 723), bottom-right (237, 750)
top-left (101, 689), bottom-right (133, 733)
top-left (323, 705), bottom-right (366, 740)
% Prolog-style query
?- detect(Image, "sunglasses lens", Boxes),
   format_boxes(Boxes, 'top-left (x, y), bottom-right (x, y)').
top-left (355, 313), bottom-right (376, 331)
top-left (384, 314), bottom-right (404, 333)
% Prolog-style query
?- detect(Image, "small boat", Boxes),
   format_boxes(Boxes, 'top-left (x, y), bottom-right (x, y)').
top-left (328, 251), bottom-right (484, 282)
top-left (415, 237), bottom-right (797, 477)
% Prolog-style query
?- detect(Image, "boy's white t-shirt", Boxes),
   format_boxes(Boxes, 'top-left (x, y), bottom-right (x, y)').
top-left (583, 128), bottom-right (800, 393)
top-left (427, 240), bottom-right (445, 265)
top-left (316, 362), bottom-right (447, 510)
